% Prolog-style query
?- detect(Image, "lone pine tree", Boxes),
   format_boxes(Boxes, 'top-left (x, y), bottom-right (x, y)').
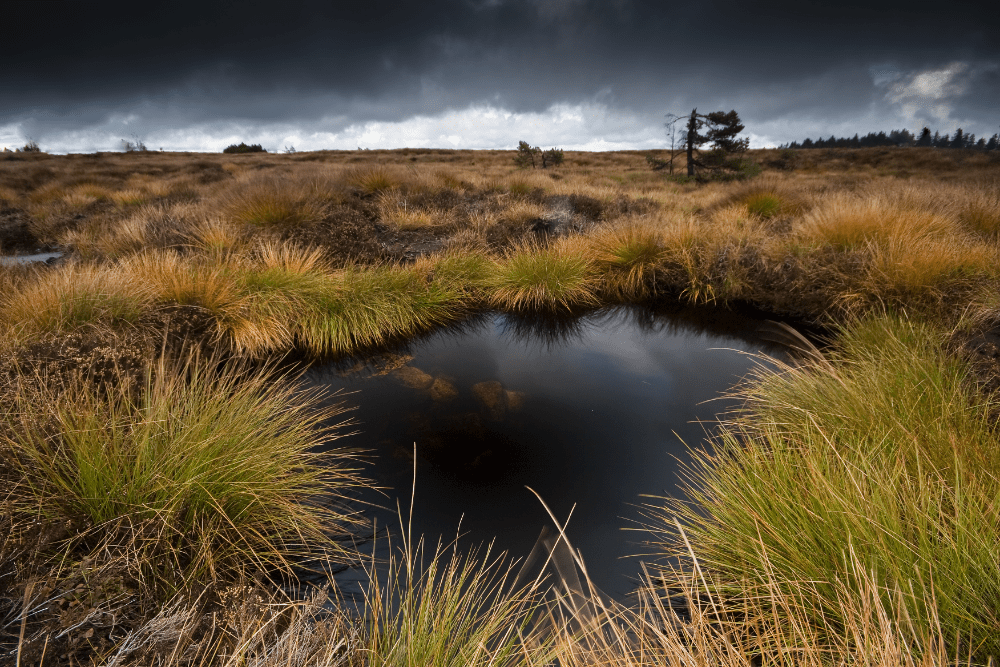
top-left (682, 108), bottom-right (750, 176)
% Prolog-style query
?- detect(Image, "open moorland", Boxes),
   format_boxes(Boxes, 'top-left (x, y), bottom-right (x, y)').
top-left (1, 146), bottom-right (999, 665)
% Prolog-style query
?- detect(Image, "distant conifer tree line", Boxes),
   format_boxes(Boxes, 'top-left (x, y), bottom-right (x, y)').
top-left (783, 127), bottom-right (1000, 151)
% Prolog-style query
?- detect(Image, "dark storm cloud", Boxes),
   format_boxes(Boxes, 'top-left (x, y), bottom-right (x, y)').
top-left (3, 0), bottom-right (997, 150)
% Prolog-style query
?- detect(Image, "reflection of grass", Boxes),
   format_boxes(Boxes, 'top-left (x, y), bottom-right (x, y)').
top-left (646, 314), bottom-right (1000, 659)
top-left (2, 354), bottom-right (364, 592)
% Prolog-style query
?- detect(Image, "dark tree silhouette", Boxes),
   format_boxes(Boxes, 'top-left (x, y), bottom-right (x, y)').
top-left (951, 128), bottom-right (965, 149)
top-left (783, 126), bottom-right (998, 151)
top-left (681, 108), bottom-right (749, 176)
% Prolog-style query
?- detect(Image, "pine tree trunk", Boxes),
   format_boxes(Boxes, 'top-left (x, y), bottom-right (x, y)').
top-left (686, 109), bottom-right (697, 177)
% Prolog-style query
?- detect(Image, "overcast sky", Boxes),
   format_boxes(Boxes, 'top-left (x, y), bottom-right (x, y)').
top-left (3, 0), bottom-right (997, 153)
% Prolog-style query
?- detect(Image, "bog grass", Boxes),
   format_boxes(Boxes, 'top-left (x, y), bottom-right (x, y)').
top-left (361, 535), bottom-right (550, 667)
top-left (0, 354), bottom-right (365, 591)
top-left (796, 193), bottom-right (955, 249)
top-left (589, 221), bottom-right (666, 300)
top-left (645, 314), bottom-right (1000, 659)
top-left (221, 173), bottom-right (329, 227)
top-left (489, 239), bottom-right (599, 312)
top-left (347, 165), bottom-right (402, 194)
top-left (0, 261), bottom-right (154, 338)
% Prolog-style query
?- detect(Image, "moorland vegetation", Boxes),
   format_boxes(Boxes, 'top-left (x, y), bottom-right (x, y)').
top-left (0, 145), bottom-right (999, 665)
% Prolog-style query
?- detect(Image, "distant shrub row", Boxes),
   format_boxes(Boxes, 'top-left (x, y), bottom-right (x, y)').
top-left (223, 142), bottom-right (267, 154)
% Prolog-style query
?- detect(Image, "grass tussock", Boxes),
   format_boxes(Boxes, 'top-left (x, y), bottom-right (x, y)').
top-left (645, 313), bottom-right (1000, 659)
top-left (954, 186), bottom-right (1000, 238)
top-left (796, 192), bottom-right (955, 249)
top-left (110, 187), bottom-right (149, 208)
top-left (67, 202), bottom-right (203, 258)
top-left (362, 535), bottom-right (549, 667)
top-left (0, 261), bottom-right (154, 339)
top-left (377, 189), bottom-right (451, 230)
top-left (860, 234), bottom-right (1000, 300)
top-left (122, 250), bottom-right (244, 317)
top-left (489, 239), bottom-right (599, 312)
top-left (0, 354), bottom-right (365, 592)
top-left (221, 173), bottom-right (329, 227)
top-left (186, 216), bottom-right (248, 258)
top-left (588, 221), bottom-right (666, 300)
top-left (651, 212), bottom-right (767, 305)
top-left (291, 263), bottom-right (462, 356)
top-left (0, 184), bottom-right (20, 206)
top-left (715, 176), bottom-right (809, 221)
top-left (346, 165), bottom-right (403, 194)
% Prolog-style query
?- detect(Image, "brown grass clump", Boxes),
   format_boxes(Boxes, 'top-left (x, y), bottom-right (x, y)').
top-left (651, 211), bottom-right (769, 305)
top-left (221, 173), bottom-right (329, 227)
top-left (498, 198), bottom-right (547, 226)
top-left (67, 202), bottom-right (203, 258)
top-left (713, 175), bottom-right (809, 222)
top-left (953, 185), bottom-right (1000, 238)
top-left (0, 262), bottom-right (155, 341)
top-left (796, 192), bottom-right (955, 249)
top-left (377, 189), bottom-right (450, 230)
top-left (186, 216), bottom-right (249, 258)
top-left (588, 220), bottom-right (666, 300)
top-left (0, 185), bottom-right (20, 206)
top-left (345, 164), bottom-right (403, 194)
top-left (489, 238), bottom-right (599, 312)
top-left (121, 250), bottom-right (243, 320)
top-left (109, 187), bottom-right (149, 208)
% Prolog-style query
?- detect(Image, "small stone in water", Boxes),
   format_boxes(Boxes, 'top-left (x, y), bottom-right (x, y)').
top-left (430, 377), bottom-right (458, 401)
top-left (393, 365), bottom-right (434, 389)
top-left (472, 380), bottom-right (508, 420)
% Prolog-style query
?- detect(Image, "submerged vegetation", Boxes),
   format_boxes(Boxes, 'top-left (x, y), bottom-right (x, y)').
top-left (1, 146), bottom-right (999, 664)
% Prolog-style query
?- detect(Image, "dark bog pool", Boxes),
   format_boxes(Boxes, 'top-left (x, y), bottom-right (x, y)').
top-left (303, 305), bottom-right (785, 597)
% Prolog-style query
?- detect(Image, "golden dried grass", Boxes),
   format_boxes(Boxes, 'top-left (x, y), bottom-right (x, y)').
top-left (796, 193), bottom-right (956, 249)
top-left (587, 220), bottom-right (666, 300)
top-left (0, 261), bottom-right (155, 340)
top-left (220, 173), bottom-right (329, 227)
top-left (489, 237), bottom-right (599, 312)
top-left (377, 189), bottom-right (449, 229)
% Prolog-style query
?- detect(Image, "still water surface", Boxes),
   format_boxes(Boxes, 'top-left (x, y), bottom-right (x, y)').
top-left (304, 305), bottom-right (785, 596)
